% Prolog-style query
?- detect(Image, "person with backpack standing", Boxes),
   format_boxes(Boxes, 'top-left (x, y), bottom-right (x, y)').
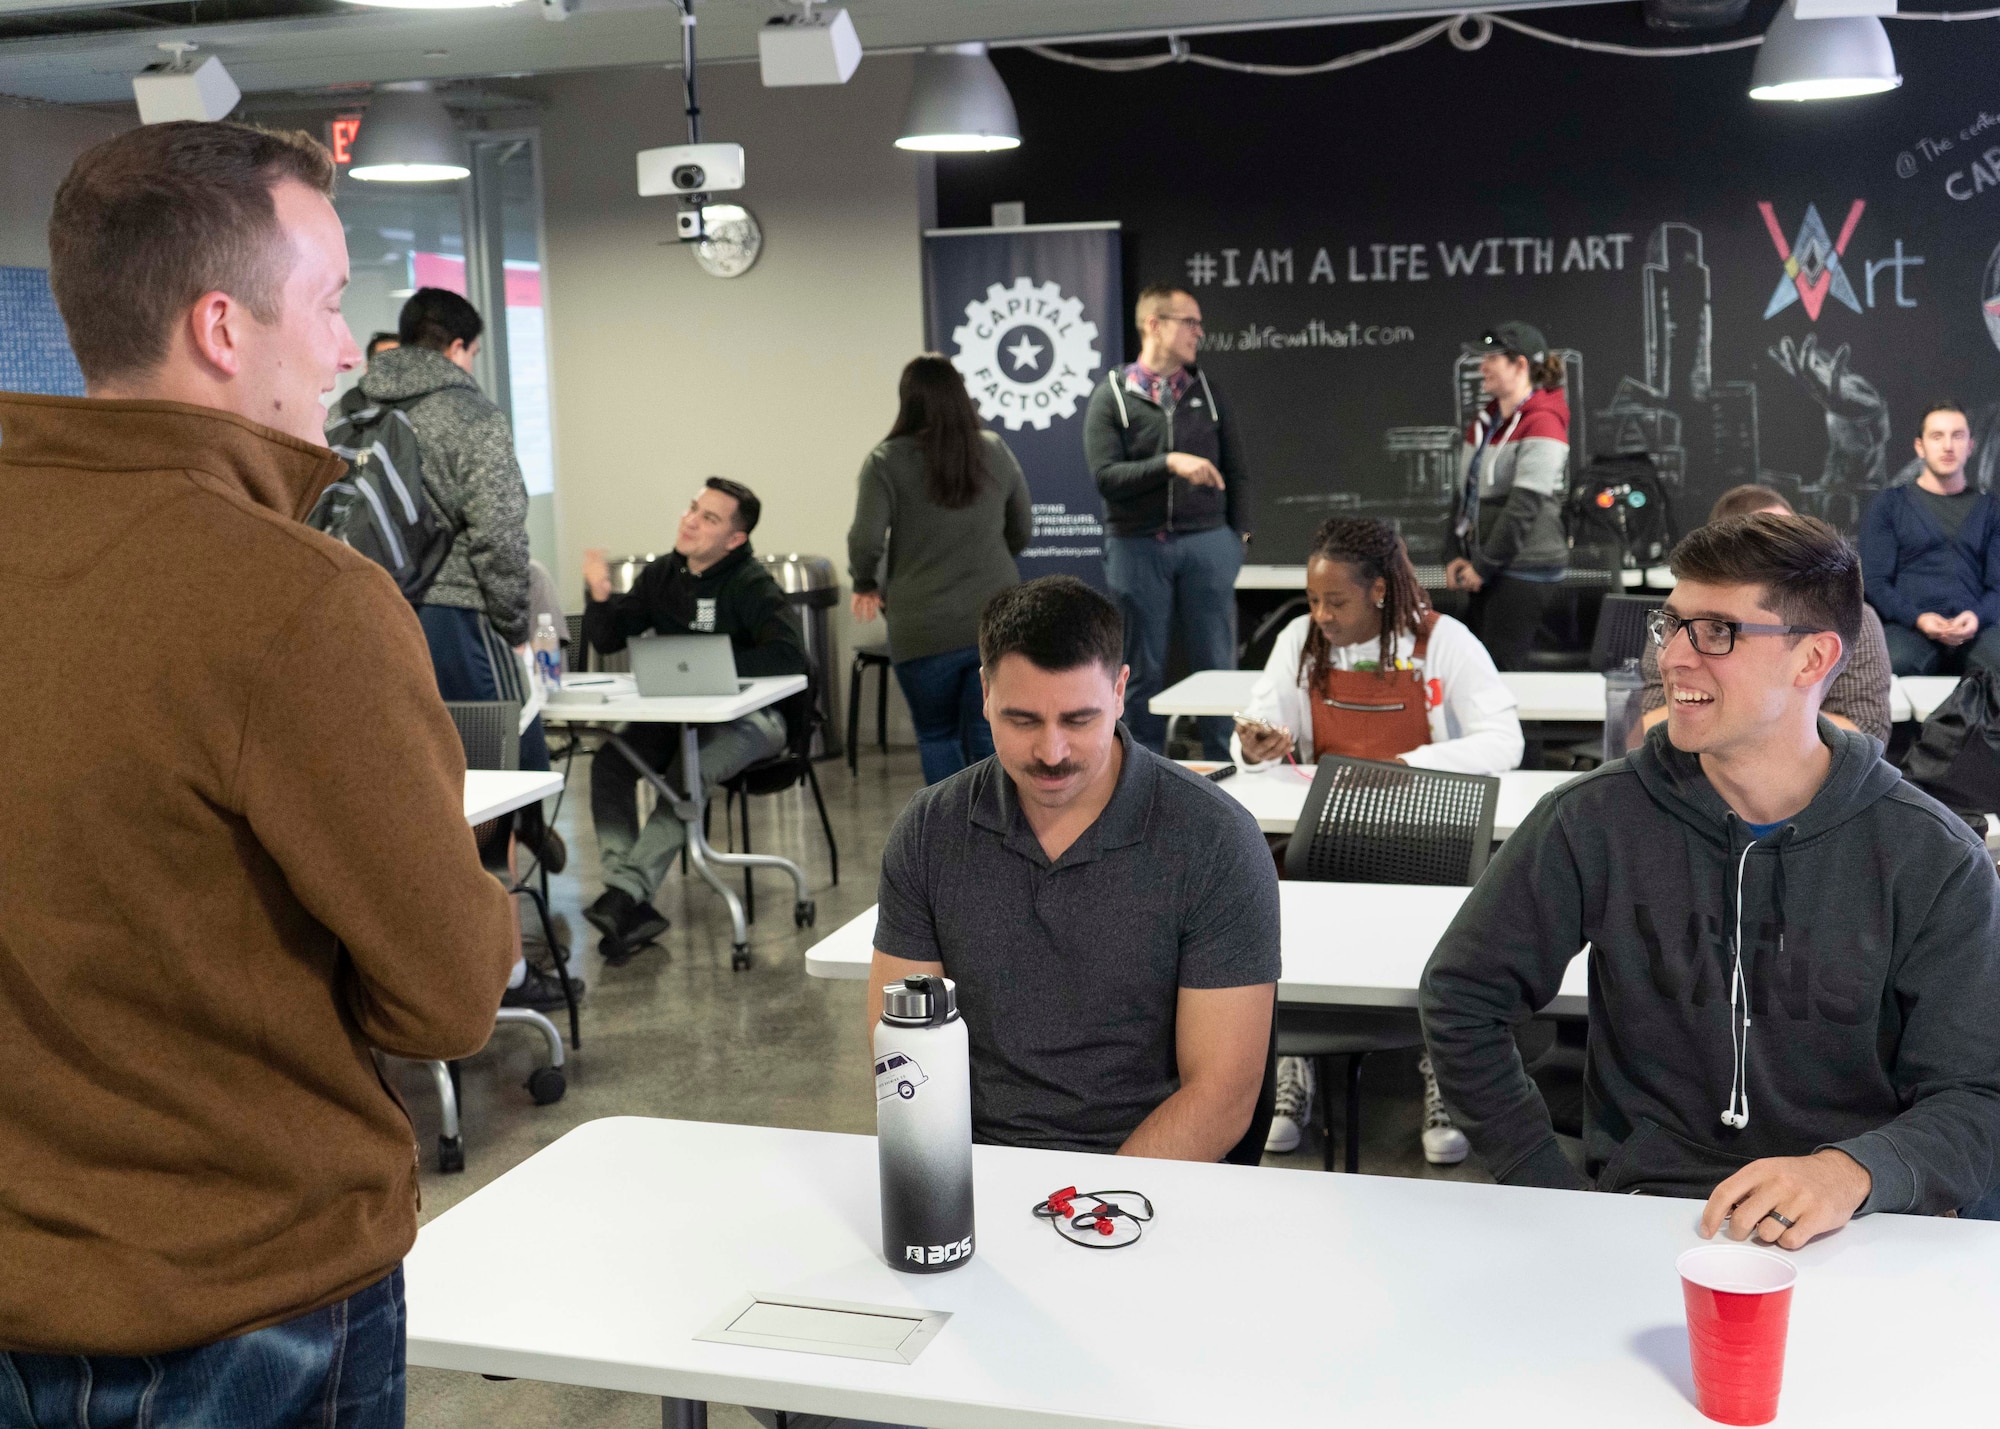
top-left (347, 286), bottom-right (570, 1009)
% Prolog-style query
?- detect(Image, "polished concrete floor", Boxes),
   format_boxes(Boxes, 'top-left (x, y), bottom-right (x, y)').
top-left (399, 740), bottom-right (1498, 1429)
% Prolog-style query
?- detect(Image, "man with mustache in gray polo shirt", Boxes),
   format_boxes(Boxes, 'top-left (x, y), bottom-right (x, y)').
top-left (867, 575), bottom-right (1280, 1159)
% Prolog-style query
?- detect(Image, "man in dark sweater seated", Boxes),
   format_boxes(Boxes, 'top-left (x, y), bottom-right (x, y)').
top-left (1422, 513), bottom-right (2000, 1244)
top-left (867, 577), bottom-right (1279, 1160)
top-left (1859, 400), bottom-right (2000, 676)
top-left (580, 477), bottom-right (806, 961)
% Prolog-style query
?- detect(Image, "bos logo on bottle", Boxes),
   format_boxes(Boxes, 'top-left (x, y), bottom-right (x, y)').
top-left (905, 1236), bottom-right (973, 1266)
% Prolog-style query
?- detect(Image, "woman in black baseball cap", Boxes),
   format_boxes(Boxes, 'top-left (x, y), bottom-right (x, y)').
top-left (1443, 322), bottom-right (1572, 669)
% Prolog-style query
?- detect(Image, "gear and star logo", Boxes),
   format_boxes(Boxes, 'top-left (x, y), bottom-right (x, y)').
top-left (950, 277), bottom-right (1101, 431)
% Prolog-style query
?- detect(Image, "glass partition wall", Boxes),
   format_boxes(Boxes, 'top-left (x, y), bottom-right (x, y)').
top-left (331, 132), bottom-right (559, 567)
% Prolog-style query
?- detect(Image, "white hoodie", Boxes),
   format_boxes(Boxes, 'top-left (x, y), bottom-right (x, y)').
top-left (1230, 612), bottom-right (1524, 774)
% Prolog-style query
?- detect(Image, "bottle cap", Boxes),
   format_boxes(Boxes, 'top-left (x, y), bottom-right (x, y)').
top-left (883, 974), bottom-right (958, 1027)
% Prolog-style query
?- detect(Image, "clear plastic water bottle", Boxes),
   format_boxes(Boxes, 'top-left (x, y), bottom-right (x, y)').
top-left (875, 975), bottom-right (975, 1273)
top-left (532, 613), bottom-right (563, 696)
top-left (1604, 657), bottom-right (1645, 761)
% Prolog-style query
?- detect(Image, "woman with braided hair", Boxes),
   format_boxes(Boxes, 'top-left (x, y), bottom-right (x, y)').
top-left (1233, 515), bottom-right (1523, 1162)
top-left (1233, 517), bottom-right (1523, 777)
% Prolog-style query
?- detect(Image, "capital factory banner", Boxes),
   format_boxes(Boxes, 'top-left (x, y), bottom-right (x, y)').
top-left (922, 222), bottom-right (1122, 588)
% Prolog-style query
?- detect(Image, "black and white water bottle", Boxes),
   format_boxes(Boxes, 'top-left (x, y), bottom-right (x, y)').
top-left (875, 975), bottom-right (975, 1274)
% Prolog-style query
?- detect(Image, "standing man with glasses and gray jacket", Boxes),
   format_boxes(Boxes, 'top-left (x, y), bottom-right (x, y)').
top-left (1, 119), bottom-right (517, 1426)
top-left (1083, 283), bottom-right (1250, 759)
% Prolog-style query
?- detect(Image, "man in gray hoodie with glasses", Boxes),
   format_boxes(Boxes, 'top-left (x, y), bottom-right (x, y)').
top-left (1421, 512), bottom-right (2000, 1243)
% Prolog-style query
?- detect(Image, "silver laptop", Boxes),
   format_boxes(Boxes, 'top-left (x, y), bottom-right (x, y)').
top-left (629, 634), bottom-right (749, 698)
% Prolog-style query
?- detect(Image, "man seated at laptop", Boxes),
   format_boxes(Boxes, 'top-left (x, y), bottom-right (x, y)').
top-left (867, 576), bottom-right (1279, 1160)
top-left (1421, 513), bottom-right (2000, 1241)
top-left (581, 477), bottom-right (806, 961)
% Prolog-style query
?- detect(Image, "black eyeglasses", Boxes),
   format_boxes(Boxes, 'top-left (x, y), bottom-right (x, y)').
top-left (1155, 315), bottom-right (1204, 332)
top-left (1647, 608), bottom-right (1827, 657)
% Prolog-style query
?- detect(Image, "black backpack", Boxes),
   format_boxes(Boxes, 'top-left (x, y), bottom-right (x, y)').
top-left (1900, 666), bottom-right (2000, 837)
top-left (311, 387), bottom-right (454, 604)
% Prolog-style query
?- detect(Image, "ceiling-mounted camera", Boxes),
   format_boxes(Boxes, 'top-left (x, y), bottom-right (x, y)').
top-left (637, 142), bottom-right (745, 196)
top-left (637, 0), bottom-right (749, 245)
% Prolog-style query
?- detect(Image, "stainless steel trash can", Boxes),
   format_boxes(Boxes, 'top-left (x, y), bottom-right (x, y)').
top-left (759, 553), bottom-right (842, 759)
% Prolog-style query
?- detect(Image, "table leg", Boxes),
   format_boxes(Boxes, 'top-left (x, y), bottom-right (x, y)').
top-left (599, 727), bottom-right (816, 973)
top-left (662, 1397), bottom-right (708, 1429)
top-left (674, 724), bottom-right (815, 969)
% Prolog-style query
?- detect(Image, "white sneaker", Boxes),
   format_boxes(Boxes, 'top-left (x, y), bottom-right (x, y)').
top-left (1266, 1056), bottom-right (1315, 1154)
top-left (1420, 1054), bottom-right (1469, 1165)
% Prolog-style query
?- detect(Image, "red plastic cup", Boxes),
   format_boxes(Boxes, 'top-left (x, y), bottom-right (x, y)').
top-left (1677, 1244), bottom-right (1798, 1426)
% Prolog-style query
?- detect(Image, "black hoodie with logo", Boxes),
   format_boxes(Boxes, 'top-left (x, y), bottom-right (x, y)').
top-left (581, 543), bottom-right (805, 679)
top-left (1420, 721), bottom-right (2000, 1215)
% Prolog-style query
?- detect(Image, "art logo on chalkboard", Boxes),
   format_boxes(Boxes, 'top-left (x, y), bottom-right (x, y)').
top-left (1758, 200), bottom-right (1866, 321)
top-left (950, 276), bottom-right (1101, 431)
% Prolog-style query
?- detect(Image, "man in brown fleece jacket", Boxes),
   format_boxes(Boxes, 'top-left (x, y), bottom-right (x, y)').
top-left (0, 123), bottom-right (516, 1425)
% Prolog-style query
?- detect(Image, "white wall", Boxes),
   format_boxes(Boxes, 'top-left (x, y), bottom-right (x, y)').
top-left (0, 103), bottom-right (131, 268)
top-left (529, 58), bottom-right (926, 737)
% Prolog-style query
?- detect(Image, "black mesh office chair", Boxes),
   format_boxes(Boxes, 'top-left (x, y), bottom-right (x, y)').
top-left (424, 700), bottom-right (574, 1173)
top-left (1280, 756), bottom-right (1498, 1172)
top-left (1590, 594), bottom-right (1665, 672)
top-left (721, 686), bottom-right (838, 925)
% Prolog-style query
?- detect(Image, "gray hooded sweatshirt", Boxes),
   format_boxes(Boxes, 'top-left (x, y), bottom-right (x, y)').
top-left (358, 346), bottom-right (530, 645)
top-left (1420, 721), bottom-right (2000, 1215)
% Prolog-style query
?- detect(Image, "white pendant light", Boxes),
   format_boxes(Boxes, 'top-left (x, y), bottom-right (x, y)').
top-left (896, 43), bottom-right (1021, 153)
top-left (348, 84), bottom-right (469, 182)
top-left (1749, 0), bottom-right (1901, 102)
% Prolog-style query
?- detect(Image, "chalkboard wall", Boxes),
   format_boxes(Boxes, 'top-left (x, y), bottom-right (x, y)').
top-left (937, 6), bottom-right (2000, 564)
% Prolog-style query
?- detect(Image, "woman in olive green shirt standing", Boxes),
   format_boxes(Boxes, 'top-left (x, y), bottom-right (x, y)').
top-left (848, 354), bottom-right (1032, 784)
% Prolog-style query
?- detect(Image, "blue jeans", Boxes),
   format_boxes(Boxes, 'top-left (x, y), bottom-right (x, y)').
top-left (1105, 526), bottom-right (1243, 757)
top-left (1881, 618), bottom-right (2000, 679)
top-left (0, 1268), bottom-right (405, 1429)
top-left (419, 604), bottom-right (550, 772)
top-left (893, 646), bottom-right (993, 785)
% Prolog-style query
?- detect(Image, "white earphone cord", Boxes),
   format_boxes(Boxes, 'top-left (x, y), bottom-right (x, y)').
top-left (1722, 840), bottom-right (1755, 1131)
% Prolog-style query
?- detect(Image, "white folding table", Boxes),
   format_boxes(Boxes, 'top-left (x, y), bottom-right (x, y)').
top-left (1900, 675), bottom-right (1959, 724)
top-left (1184, 761), bottom-right (1578, 839)
top-left (463, 769), bottom-right (565, 826)
top-left (421, 767), bottom-right (574, 1166)
top-left (542, 672), bottom-right (812, 969)
top-left (805, 880), bottom-right (1587, 1016)
top-left (1235, 563), bottom-right (1675, 592)
top-left (406, 1115), bottom-right (2000, 1428)
top-left (1498, 670), bottom-right (1608, 722)
top-left (1149, 668), bottom-right (1609, 723)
